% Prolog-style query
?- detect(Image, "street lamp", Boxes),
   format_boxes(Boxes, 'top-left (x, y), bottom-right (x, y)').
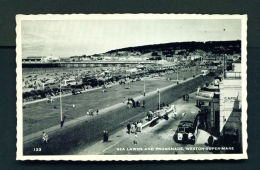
top-left (59, 79), bottom-right (63, 128)
top-left (144, 77), bottom-right (145, 96)
top-left (157, 88), bottom-right (160, 110)
top-left (177, 67), bottom-right (179, 81)
top-left (143, 71), bottom-right (146, 96)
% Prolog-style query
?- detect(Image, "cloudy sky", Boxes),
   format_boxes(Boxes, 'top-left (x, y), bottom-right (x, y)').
top-left (21, 18), bottom-right (241, 58)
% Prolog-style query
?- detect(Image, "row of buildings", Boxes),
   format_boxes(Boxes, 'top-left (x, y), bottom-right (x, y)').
top-left (195, 59), bottom-right (242, 152)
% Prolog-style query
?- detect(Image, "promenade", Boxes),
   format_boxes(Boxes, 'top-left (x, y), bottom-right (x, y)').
top-left (77, 92), bottom-right (213, 155)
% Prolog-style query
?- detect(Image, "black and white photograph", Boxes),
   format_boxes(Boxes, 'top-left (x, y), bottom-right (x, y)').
top-left (16, 14), bottom-right (247, 160)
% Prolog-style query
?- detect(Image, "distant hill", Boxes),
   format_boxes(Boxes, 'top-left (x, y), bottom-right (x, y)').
top-left (104, 40), bottom-right (241, 56)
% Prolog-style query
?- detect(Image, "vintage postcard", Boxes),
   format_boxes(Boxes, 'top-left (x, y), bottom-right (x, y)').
top-left (16, 14), bottom-right (247, 160)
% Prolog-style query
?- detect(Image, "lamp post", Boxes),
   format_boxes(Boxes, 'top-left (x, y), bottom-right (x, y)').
top-left (60, 79), bottom-right (63, 127)
top-left (143, 67), bottom-right (146, 96)
top-left (223, 54), bottom-right (226, 79)
top-left (157, 88), bottom-right (160, 110)
top-left (177, 67), bottom-right (178, 81)
top-left (144, 77), bottom-right (145, 96)
top-left (193, 64), bottom-right (195, 77)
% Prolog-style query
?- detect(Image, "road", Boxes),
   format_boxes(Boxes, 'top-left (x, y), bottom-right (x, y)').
top-left (77, 92), bottom-right (213, 155)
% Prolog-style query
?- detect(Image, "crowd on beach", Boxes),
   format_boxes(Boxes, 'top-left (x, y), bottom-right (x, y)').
top-left (22, 65), bottom-right (187, 103)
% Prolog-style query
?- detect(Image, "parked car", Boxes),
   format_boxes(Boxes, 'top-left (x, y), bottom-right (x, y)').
top-left (175, 113), bottom-right (198, 144)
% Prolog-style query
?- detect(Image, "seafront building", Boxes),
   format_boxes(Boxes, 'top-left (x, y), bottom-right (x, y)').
top-left (219, 59), bottom-right (242, 151)
top-left (194, 58), bottom-right (242, 152)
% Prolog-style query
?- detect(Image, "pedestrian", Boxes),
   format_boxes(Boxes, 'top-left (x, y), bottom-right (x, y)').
top-left (42, 132), bottom-right (49, 143)
top-left (96, 109), bottom-right (99, 115)
top-left (165, 114), bottom-right (169, 120)
top-left (127, 122), bottom-right (131, 134)
top-left (72, 104), bottom-right (75, 108)
top-left (134, 132), bottom-right (138, 145)
top-left (132, 100), bottom-right (136, 108)
top-left (208, 135), bottom-right (213, 147)
top-left (131, 123), bottom-right (135, 133)
top-left (173, 112), bottom-right (177, 119)
top-left (137, 121), bottom-right (142, 132)
top-left (142, 100), bottom-right (145, 108)
top-left (103, 130), bottom-right (106, 142)
top-left (136, 100), bottom-right (139, 107)
top-left (105, 130), bottom-right (109, 142)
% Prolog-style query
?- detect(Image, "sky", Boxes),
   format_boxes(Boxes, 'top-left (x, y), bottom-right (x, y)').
top-left (21, 18), bottom-right (241, 58)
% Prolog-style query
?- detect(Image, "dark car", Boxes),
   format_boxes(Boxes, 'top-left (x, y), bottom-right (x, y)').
top-left (176, 121), bottom-right (195, 144)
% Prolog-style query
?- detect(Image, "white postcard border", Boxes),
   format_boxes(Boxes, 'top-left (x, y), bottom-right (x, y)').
top-left (16, 14), bottom-right (248, 161)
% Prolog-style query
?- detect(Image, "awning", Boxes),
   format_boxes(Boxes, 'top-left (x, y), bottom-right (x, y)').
top-left (195, 95), bottom-right (212, 101)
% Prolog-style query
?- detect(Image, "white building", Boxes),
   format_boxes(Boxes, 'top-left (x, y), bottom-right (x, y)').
top-left (43, 55), bottom-right (60, 62)
top-left (219, 60), bottom-right (242, 152)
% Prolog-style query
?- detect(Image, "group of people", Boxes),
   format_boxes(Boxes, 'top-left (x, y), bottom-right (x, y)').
top-left (157, 102), bottom-right (169, 110)
top-left (127, 121), bottom-right (143, 134)
top-left (126, 122), bottom-right (140, 145)
top-left (87, 109), bottom-right (99, 116)
top-left (126, 98), bottom-right (145, 108)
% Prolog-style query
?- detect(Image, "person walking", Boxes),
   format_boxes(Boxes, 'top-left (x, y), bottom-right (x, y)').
top-left (137, 121), bottom-right (142, 132)
top-left (134, 132), bottom-right (138, 145)
top-left (142, 100), bottom-right (145, 108)
top-left (103, 130), bottom-right (106, 142)
top-left (131, 123), bottom-right (135, 133)
top-left (132, 100), bottom-right (136, 108)
top-left (127, 122), bottom-right (131, 134)
top-left (42, 132), bottom-right (49, 143)
top-left (105, 130), bottom-right (109, 142)
top-left (96, 109), bottom-right (99, 115)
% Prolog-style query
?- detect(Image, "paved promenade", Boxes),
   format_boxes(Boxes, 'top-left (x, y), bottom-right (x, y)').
top-left (77, 92), bottom-right (213, 155)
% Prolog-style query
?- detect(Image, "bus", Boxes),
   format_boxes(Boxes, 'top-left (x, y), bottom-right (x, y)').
top-left (42, 80), bottom-right (57, 89)
top-left (61, 79), bottom-right (77, 86)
